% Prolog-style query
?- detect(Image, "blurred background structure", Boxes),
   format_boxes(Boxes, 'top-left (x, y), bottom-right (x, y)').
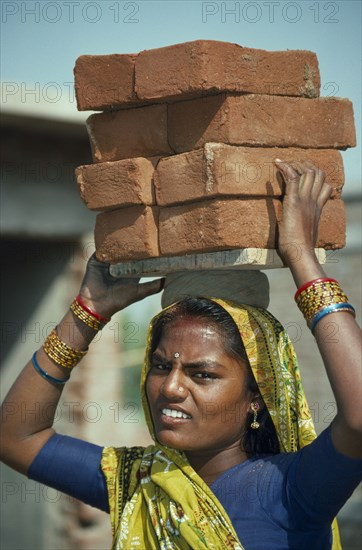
top-left (1, 1), bottom-right (361, 548)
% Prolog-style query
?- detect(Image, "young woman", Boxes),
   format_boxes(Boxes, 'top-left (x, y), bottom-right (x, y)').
top-left (1, 160), bottom-right (361, 549)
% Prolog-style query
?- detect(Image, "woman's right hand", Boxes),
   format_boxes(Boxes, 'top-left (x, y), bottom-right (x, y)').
top-left (78, 253), bottom-right (165, 319)
top-left (0, 252), bottom-right (164, 474)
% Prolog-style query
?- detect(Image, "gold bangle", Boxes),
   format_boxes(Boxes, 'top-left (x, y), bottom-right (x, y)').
top-left (43, 329), bottom-right (87, 369)
top-left (296, 280), bottom-right (349, 326)
top-left (70, 299), bottom-right (102, 331)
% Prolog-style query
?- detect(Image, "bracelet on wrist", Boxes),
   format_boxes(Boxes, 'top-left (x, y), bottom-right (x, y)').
top-left (294, 277), bottom-right (338, 301)
top-left (70, 295), bottom-right (111, 331)
top-left (43, 328), bottom-right (87, 369)
top-left (32, 351), bottom-right (70, 386)
top-left (76, 295), bottom-right (110, 323)
top-left (295, 277), bottom-right (356, 333)
top-left (309, 303), bottom-right (356, 334)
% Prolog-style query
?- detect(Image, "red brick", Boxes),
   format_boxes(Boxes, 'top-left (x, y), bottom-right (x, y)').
top-left (155, 145), bottom-right (344, 205)
top-left (136, 40), bottom-right (320, 102)
top-left (159, 199), bottom-right (345, 256)
top-left (95, 206), bottom-right (159, 263)
top-left (75, 157), bottom-right (158, 211)
top-left (87, 104), bottom-right (173, 163)
top-left (168, 94), bottom-right (356, 152)
top-left (318, 199), bottom-right (345, 249)
top-left (74, 54), bottom-right (137, 111)
top-left (74, 41), bottom-right (321, 111)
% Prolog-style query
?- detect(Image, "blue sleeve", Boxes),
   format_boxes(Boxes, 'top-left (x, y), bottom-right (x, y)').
top-left (27, 433), bottom-right (109, 512)
top-left (287, 425), bottom-right (362, 524)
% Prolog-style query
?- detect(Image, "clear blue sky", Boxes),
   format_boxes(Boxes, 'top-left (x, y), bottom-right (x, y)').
top-left (1, 0), bottom-right (361, 189)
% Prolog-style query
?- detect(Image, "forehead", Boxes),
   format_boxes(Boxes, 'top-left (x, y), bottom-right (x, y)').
top-left (156, 317), bottom-right (228, 354)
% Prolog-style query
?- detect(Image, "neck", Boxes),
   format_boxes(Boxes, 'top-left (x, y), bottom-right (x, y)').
top-left (185, 442), bottom-right (248, 486)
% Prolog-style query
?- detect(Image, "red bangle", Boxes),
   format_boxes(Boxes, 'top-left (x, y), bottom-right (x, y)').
top-left (294, 278), bottom-right (339, 301)
top-left (75, 295), bottom-right (111, 324)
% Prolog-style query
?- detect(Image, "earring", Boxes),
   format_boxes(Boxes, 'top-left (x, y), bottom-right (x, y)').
top-left (250, 402), bottom-right (260, 429)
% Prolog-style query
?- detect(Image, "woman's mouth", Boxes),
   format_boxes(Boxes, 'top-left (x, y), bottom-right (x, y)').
top-left (161, 408), bottom-right (192, 420)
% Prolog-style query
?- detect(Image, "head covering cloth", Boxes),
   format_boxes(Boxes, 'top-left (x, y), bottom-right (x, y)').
top-left (101, 275), bottom-right (341, 549)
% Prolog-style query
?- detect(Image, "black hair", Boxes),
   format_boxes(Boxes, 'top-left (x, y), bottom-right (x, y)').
top-left (149, 296), bottom-right (280, 456)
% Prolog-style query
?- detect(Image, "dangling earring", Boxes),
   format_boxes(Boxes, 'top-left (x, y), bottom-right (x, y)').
top-left (250, 402), bottom-right (260, 429)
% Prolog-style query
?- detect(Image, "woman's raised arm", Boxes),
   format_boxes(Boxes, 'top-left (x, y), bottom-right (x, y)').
top-left (0, 254), bottom-right (164, 474)
top-left (275, 159), bottom-right (362, 459)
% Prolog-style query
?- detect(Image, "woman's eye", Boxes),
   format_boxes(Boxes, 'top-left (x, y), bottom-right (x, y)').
top-left (194, 372), bottom-right (215, 380)
top-left (150, 363), bottom-right (168, 371)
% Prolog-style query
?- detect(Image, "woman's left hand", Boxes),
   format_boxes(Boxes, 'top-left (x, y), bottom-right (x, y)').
top-left (276, 159), bottom-right (362, 459)
top-left (274, 159), bottom-right (333, 268)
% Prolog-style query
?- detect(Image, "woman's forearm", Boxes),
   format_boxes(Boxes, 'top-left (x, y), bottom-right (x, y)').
top-left (0, 255), bottom-right (164, 475)
top-left (288, 251), bottom-right (362, 458)
top-left (0, 309), bottom-right (98, 474)
top-left (274, 159), bottom-right (362, 458)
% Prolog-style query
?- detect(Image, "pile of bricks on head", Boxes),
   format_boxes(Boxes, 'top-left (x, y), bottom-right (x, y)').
top-left (74, 40), bottom-right (356, 266)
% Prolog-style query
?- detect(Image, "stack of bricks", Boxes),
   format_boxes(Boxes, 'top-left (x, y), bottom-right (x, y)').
top-left (74, 40), bottom-right (356, 266)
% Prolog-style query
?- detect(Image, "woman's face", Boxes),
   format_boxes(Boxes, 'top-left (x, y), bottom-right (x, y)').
top-left (145, 317), bottom-right (253, 454)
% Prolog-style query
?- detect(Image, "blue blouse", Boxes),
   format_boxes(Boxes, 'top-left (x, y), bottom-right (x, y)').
top-left (28, 426), bottom-right (362, 550)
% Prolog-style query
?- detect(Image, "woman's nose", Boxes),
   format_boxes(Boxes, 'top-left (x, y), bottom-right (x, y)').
top-left (160, 370), bottom-right (187, 400)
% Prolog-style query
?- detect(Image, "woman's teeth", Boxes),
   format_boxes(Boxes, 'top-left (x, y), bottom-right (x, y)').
top-left (162, 408), bottom-right (191, 419)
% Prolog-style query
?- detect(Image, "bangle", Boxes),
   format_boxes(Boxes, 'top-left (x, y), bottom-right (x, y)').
top-left (310, 303), bottom-right (356, 333)
top-left (43, 329), bottom-right (87, 369)
top-left (70, 299), bottom-right (103, 331)
top-left (76, 295), bottom-right (110, 324)
top-left (295, 279), bottom-right (349, 327)
top-left (32, 352), bottom-right (70, 385)
top-left (294, 278), bottom-right (338, 301)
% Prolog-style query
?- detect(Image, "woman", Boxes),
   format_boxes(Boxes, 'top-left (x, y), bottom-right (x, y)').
top-left (1, 160), bottom-right (361, 549)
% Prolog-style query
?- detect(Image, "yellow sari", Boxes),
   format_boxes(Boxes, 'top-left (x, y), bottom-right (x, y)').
top-left (101, 299), bottom-right (341, 549)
